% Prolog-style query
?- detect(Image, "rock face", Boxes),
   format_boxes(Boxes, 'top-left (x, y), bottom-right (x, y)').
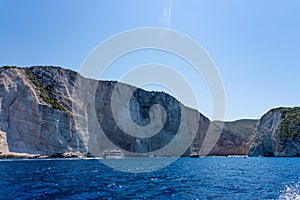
top-left (0, 66), bottom-right (253, 158)
top-left (0, 66), bottom-right (86, 158)
top-left (208, 120), bottom-right (257, 156)
top-left (248, 107), bottom-right (300, 157)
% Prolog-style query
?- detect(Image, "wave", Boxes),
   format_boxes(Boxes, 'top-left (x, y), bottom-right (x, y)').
top-left (278, 182), bottom-right (300, 200)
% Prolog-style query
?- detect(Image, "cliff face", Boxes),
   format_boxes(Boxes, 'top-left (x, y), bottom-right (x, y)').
top-left (248, 107), bottom-right (300, 157)
top-left (0, 66), bottom-right (199, 157)
top-left (0, 66), bottom-right (86, 157)
top-left (208, 120), bottom-right (257, 156)
top-left (0, 66), bottom-right (252, 158)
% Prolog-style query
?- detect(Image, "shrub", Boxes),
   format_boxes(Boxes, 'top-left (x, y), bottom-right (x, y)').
top-left (25, 69), bottom-right (67, 112)
top-left (2, 66), bottom-right (17, 69)
top-left (278, 107), bottom-right (300, 138)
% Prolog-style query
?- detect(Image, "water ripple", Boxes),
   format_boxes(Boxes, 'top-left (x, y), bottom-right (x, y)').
top-left (0, 157), bottom-right (299, 199)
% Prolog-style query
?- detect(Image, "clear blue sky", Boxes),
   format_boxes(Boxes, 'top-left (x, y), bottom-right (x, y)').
top-left (1, 0), bottom-right (299, 121)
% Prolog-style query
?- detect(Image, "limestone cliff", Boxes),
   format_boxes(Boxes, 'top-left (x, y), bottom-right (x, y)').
top-left (211, 119), bottom-right (258, 155)
top-left (0, 66), bottom-right (86, 158)
top-left (248, 107), bottom-right (300, 157)
top-left (0, 66), bottom-right (251, 158)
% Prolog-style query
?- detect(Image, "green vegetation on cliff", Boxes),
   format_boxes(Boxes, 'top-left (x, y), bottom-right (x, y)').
top-left (25, 68), bottom-right (67, 112)
top-left (2, 66), bottom-right (17, 69)
top-left (278, 107), bottom-right (300, 138)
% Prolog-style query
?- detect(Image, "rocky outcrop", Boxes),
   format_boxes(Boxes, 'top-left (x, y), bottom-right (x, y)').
top-left (207, 120), bottom-right (257, 156)
top-left (0, 66), bottom-right (255, 158)
top-left (214, 119), bottom-right (258, 142)
top-left (248, 107), bottom-right (300, 157)
top-left (0, 66), bottom-right (86, 158)
top-left (0, 130), bottom-right (8, 154)
top-left (0, 66), bottom-right (198, 157)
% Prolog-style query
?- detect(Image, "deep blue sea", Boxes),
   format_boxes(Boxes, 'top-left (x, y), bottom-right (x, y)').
top-left (0, 157), bottom-right (299, 199)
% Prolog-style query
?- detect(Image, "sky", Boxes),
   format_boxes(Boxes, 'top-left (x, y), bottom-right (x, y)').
top-left (0, 0), bottom-right (299, 121)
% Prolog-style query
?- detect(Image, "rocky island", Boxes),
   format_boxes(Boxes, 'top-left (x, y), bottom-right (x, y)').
top-left (0, 66), bottom-right (299, 158)
top-left (248, 107), bottom-right (300, 157)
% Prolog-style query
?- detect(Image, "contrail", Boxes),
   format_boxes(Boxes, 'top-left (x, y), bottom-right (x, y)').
top-left (167, 0), bottom-right (173, 29)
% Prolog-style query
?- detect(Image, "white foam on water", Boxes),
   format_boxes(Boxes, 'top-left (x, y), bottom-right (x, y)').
top-left (278, 182), bottom-right (300, 200)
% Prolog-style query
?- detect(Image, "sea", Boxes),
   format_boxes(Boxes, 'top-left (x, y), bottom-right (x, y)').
top-left (0, 157), bottom-right (299, 200)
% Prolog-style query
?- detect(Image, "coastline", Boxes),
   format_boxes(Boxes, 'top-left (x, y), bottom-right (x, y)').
top-left (1, 153), bottom-right (300, 160)
top-left (0, 153), bottom-right (275, 159)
